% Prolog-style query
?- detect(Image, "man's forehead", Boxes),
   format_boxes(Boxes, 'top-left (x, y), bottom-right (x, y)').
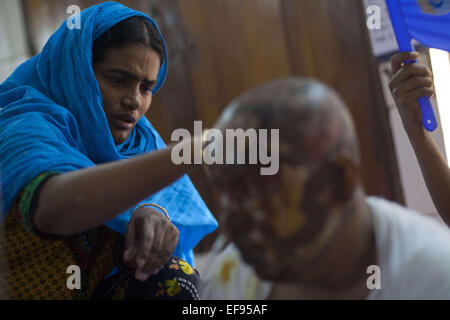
top-left (215, 163), bottom-right (310, 190)
top-left (215, 109), bottom-right (262, 132)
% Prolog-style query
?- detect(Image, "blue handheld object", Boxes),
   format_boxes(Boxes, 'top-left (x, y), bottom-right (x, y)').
top-left (386, 0), bottom-right (438, 132)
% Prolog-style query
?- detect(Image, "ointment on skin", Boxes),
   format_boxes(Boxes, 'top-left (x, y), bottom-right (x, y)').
top-left (268, 165), bottom-right (308, 240)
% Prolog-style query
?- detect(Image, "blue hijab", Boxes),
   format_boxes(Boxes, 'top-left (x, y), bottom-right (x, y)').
top-left (0, 2), bottom-right (217, 265)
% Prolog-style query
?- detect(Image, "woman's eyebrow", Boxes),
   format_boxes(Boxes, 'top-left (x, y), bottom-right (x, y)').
top-left (108, 68), bottom-right (157, 86)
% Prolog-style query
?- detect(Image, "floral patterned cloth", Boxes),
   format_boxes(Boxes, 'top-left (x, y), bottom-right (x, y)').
top-left (91, 256), bottom-right (200, 300)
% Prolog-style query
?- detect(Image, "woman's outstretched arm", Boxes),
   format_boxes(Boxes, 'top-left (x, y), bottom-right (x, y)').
top-left (34, 137), bottom-right (199, 235)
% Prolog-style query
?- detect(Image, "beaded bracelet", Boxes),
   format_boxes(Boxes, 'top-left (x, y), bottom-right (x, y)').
top-left (135, 203), bottom-right (170, 220)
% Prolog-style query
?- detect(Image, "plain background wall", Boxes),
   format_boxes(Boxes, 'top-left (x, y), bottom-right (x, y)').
top-left (0, 1), bottom-right (30, 82)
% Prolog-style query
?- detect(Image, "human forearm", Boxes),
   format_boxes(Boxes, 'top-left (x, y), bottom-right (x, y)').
top-left (34, 139), bottom-right (196, 235)
top-left (408, 128), bottom-right (450, 225)
top-left (388, 52), bottom-right (450, 224)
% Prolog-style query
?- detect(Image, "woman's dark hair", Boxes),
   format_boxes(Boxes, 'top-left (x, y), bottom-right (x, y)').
top-left (92, 16), bottom-right (165, 66)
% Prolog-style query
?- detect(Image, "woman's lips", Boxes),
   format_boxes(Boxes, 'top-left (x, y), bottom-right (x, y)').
top-left (111, 116), bottom-right (135, 130)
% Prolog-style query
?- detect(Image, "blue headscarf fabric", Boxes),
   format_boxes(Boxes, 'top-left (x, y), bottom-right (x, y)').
top-left (0, 1), bottom-right (217, 265)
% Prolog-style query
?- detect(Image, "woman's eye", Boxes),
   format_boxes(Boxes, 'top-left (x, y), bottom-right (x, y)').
top-left (141, 84), bottom-right (155, 94)
top-left (110, 77), bottom-right (124, 84)
top-left (141, 86), bottom-right (152, 93)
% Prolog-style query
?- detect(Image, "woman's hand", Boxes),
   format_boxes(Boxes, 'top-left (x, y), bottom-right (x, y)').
top-left (122, 206), bottom-right (179, 281)
top-left (389, 51), bottom-right (435, 136)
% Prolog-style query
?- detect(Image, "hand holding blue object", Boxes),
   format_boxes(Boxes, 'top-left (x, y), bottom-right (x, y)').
top-left (386, 0), bottom-right (450, 132)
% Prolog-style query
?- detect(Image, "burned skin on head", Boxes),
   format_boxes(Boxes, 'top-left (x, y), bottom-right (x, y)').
top-left (267, 165), bottom-right (308, 240)
top-left (212, 78), bottom-right (362, 280)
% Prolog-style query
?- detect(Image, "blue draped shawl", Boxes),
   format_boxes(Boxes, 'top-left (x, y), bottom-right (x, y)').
top-left (0, 1), bottom-right (217, 265)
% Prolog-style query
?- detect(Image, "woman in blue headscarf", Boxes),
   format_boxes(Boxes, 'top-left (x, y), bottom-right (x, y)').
top-left (0, 2), bottom-right (217, 299)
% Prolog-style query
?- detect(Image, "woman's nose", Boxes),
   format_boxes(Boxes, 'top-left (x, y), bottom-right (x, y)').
top-left (122, 88), bottom-right (141, 110)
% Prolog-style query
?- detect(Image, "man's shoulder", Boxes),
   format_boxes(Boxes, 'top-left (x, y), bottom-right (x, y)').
top-left (367, 196), bottom-right (450, 249)
top-left (367, 197), bottom-right (450, 299)
top-left (367, 196), bottom-right (448, 232)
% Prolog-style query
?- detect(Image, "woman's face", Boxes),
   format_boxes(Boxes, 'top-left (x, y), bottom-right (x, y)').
top-left (93, 44), bottom-right (161, 145)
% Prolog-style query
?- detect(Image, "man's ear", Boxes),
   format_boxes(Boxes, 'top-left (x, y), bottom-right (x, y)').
top-left (326, 156), bottom-right (359, 206)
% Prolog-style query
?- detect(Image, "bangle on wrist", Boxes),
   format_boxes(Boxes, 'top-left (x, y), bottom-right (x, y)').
top-left (135, 203), bottom-right (170, 220)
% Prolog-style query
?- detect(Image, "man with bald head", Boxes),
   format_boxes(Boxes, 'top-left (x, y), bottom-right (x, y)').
top-left (200, 77), bottom-right (450, 299)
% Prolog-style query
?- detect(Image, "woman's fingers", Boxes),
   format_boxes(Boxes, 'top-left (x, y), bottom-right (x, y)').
top-left (401, 87), bottom-right (435, 105)
top-left (393, 75), bottom-right (434, 96)
top-left (135, 222), bottom-right (180, 281)
top-left (144, 223), bottom-right (178, 274)
top-left (140, 247), bottom-right (171, 277)
top-left (390, 63), bottom-right (432, 92)
top-left (128, 207), bottom-right (181, 281)
top-left (123, 218), bottom-right (137, 266)
top-left (153, 225), bottom-right (179, 272)
top-left (391, 51), bottom-right (420, 74)
top-left (137, 228), bottom-right (165, 277)
top-left (134, 221), bottom-right (155, 281)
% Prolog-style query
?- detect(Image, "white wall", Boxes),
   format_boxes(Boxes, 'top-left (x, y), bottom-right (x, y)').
top-left (0, 0), bottom-right (30, 82)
